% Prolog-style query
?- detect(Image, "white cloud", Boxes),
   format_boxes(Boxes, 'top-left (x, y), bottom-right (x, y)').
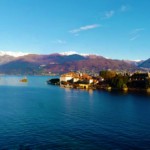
top-left (0, 51), bottom-right (29, 57)
top-left (52, 39), bottom-right (66, 44)
top-left (120, 5), bottom-right (128, 12)
top-left (101, 5), bottom-right (129, 20)
top-left (130, 35), bottom-right (140, 41)
top-left (103, 10), bottom-right (115, 19)
top-left (74, 33), bottom-right (79, 36)
top-left (70, 24), bottom-right (100, 34)
top-left (57, 40), bottom-right (66, 44)
top-left (130, 28), bottom-right (144, 41)
top-left (130, 28), bottom-right (144, 35)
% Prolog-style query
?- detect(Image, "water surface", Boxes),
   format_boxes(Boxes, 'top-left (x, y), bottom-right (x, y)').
top-left (0, 76), bottom-right (150, 149)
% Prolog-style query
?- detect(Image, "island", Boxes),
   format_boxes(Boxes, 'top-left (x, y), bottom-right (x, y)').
top-left (47, 71), bottom-right (150, 93)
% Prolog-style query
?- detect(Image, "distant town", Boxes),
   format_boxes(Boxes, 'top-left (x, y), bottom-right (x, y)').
top-left (0, 53), bottom-right (150, 75)
top-left (47, 70), bottom-right (150, 93)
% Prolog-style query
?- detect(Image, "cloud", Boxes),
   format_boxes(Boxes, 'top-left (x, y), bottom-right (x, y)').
top-left (57, 40), bottom-right (66, 44)
top-left (103, 10), bottom-right (115, 19)
top-left (70, 24), bottom-right (100, 34)
top-left (130, 28), bottom-right (144, 41)
top-left (130, 28), bottom-right (144, 35)
top-left (120, 5), bottom-right (128, 12)
top-left (101, 5), bottom-right (128, 20)
top-left (130, 35), bottom-right (140, 41)
top-left (52, 39), bottom-right (66, 44)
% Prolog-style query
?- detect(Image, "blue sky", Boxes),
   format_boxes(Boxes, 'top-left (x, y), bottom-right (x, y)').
top-left (0, 0), bottom-right (149, 60)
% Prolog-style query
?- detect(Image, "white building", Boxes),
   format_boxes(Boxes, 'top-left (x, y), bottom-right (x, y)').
top-left (60, 72), bottom-right (79, 86)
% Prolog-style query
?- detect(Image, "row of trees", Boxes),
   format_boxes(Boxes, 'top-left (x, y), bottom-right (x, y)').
top-left (99, 70), bottom-right (150, 89)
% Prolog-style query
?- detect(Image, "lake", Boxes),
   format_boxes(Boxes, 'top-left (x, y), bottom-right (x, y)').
top-left (0, 76), bottom-right (150, 149)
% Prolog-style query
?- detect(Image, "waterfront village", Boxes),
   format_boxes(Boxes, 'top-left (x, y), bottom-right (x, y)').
top-left (47, 70), bottom-right (150, 93)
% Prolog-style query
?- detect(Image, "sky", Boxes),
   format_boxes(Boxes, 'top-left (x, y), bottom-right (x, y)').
top-left (0, 0), bottom-right (149, 60)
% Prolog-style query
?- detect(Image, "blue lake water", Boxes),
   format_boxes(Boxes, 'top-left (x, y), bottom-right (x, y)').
top-left (0, 76), bottom-right (150, 149)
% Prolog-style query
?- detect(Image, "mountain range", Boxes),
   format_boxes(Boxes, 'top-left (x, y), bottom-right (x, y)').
top-left (0, 53), bottom-right (149, 75)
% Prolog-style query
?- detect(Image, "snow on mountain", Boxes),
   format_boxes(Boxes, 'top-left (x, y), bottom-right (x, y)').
top-left (60, 51), bottom-right (89, 56)
top-left (123, 59), bottom-right (143, 66)
top-left (0, 51), bottom-right (144, 65)
top-left (133, 60), bottom-right (142, 62)
top-left (0, 51), bottom-right (29, 57)
top-left (59, 51), bottom-right (145, 63)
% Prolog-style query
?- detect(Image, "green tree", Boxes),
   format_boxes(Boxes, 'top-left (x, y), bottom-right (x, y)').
top-left (99, 70), bottom-right (116, 80)
top-left (110, 74), bottom-right (129, 89)
top-left (116, 78), bottom-right (124, 89)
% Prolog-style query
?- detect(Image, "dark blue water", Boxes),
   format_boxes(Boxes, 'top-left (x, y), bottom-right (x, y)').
top-left (0, 76), bottom-right (150, 149)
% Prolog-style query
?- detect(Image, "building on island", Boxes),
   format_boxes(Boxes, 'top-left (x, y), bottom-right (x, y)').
top-left (130, 72), bottom-right (150, 81)
top-left (60, 72), bottom-right (97, 89)
top-left (128, 72), bottom-right (150, 89)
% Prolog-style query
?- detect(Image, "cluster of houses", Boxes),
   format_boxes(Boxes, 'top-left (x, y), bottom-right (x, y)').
top-left (60, 72), bottom-right (100, 89)
top-left (128, 72), bottom-right (150, 90)
top-left (47, 71), bottom-right (150, 92)
top-left (130, 72), bottom-right (150, 81)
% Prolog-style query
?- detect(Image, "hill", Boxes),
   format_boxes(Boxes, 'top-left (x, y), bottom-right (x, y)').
top-left (0, 55), bottom-right (16, 65)
top-left (0, 53), bottom-right (139, 75)
top-left (138, 58), bottom-right (150, 69)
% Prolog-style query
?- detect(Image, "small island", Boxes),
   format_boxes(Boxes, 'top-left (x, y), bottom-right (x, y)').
top-left (47, 70), bottom-right (150, 93)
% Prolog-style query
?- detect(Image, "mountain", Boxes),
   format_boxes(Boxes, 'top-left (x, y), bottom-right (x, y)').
top-left (138, 58), bottom-right (150, 69)
top-left (0, 53), bottom-right (139, 75)
top-left (46, 56), bottom-right (137, 74)
top-left (0, 55), bottom-right (16, 65)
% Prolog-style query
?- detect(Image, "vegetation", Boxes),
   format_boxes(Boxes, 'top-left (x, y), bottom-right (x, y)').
top-left (99, 70), bottom-right (116, 80)
top-left (47, 78), bottom-right (60, 85)
top-left (49, 71), bottom-right (150, 93)
top-left (110, 74), bottom-right (129, 89)
top-left (99, 71), bottom-right (150, 91)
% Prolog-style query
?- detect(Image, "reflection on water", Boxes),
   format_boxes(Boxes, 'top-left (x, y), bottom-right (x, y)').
top-left (88, 89), bottom-right (93, 95)
top-left (64, 87), bottom-right (71, 92)
top-left (0, 76), bottom-right (150, 149)
top-left (0, 76), bottom-right (28, 86)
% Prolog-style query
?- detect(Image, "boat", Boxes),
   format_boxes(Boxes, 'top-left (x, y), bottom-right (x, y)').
top-left (20, 77), bottom-right (28, 82)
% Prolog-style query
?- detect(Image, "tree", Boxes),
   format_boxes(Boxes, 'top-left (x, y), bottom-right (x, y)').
top-left (99, 70), bottom-right (116, 80)
top-left (110, 74), bottom-right (129, 89)
top-left (145, 79), bottom-right (150, 88)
